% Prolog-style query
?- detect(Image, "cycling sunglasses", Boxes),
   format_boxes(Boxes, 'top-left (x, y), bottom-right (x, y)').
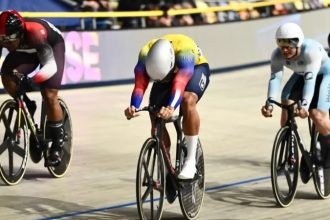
top-left (0, 33), bottom-right (20, 42)
top-left (277, 38), bottom-right (299, 48)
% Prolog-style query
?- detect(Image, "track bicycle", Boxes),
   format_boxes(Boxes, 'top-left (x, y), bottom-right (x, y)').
top-left (268, 98), bottom-right (330, 208)
top-left (135, 106), bottom-right (205, 220)
top-left (0, 74), bottom-right (73, 185)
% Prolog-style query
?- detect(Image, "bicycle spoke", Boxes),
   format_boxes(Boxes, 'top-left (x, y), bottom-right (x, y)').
top-left (1, 110), bottom-right (14, 143)
top-left (0, 138), bottom-right (10, 155)
top-left (11, 143), bottom-right (26, 158)
top-left (1, 114), bottom-right (12, 135)
top-left (150, 190), bottom-right (154, 217)
top-left (142, 149), bottom-right (152, 184)
top-left (142, 185), bottom-right (153, 202)
top-left (283, 168), bottom-right (293, 191)
top-left (150, 149), bottom-right (156, 179)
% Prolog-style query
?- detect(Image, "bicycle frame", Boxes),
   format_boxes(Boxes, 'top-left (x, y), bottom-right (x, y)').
top-left (152, 114), bottom-right (185, 189)
top-left (136, 105), bottom-right (205, 219)
top-left (14, 82), bottom-right (48, 153)
top-left (269, 99), bottom-right (315, 172)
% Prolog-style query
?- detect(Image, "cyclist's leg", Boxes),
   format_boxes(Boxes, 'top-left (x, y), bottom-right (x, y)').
top-left (178, 63), bottom-right (210, 179)
top-left (310, 70), bottom-right (330, 193)
top-left (41, 42), bottom-right (65, 166)
top-left (41, 87), bottom-right (64, 166)
top-left (281, 73), bottom-right (302, 126)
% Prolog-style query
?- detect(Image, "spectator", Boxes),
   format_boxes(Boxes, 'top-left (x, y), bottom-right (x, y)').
top-left (117, 0), bottom-right (147, 28)
top-left (80, 0), bottom-right (113, 29)
top-left (195, 0), bottom-right (218, 24)
top-left (172, 2), bottom-right (195, 26)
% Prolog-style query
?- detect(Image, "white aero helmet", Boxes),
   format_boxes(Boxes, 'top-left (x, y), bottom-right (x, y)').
top-left (275, 22), bottom-right (304, 48)
top-left (145, 39), bottom-right (175, 81)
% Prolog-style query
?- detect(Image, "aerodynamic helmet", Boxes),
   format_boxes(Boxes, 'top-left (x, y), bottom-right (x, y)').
top-left (0, 10), bottom-right (25, 41)
top-left (145, 39), bottom-right (175, 81)
top-left (275, 22), bottom-right (304, 48)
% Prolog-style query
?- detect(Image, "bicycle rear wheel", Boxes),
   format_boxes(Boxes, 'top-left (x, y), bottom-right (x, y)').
top-left (0, 99), bottom-right (29, 185)
top-left (312, 131), bottom-right (330, 199)
top-left (271, 126), bottom-right (299, 207)
top-left (178, 139), bottom-right (205, 219)
top-left (44, 98), bottom-right (73, 177)
top-left (136, 138), bottom-right (165, 220)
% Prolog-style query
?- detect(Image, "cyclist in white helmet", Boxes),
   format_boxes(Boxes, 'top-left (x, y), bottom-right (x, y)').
top-left (124, 34), bottom-right (210, 185)
top-left (261, 22), bottom-right (330, 186)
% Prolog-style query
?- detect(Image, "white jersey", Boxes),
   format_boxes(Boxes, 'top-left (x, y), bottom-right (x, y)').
top-left (267, 38), bottom-right (330, 110)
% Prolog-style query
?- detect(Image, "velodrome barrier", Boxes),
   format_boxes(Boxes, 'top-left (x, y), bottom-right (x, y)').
top-left (0, 7), bottom-right (330, 90)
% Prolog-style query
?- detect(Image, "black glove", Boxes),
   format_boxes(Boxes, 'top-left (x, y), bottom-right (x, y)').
top-left (13, 71), bottom-right (36, 96)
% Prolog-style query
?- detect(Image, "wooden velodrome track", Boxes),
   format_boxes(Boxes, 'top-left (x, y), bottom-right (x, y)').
top-left (1, 65), bottom-right (330, 220)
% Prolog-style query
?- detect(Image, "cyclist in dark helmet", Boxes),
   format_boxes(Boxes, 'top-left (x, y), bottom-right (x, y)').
top-left (0, 10), bottom-right (66, 167)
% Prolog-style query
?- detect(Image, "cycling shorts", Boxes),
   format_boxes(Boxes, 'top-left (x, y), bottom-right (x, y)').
top-left (281, 73), bottom-right (330, 112)
top-left (149, 63), bottom-right (210, 110)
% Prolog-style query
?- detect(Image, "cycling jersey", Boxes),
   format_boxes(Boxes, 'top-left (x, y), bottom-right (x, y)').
top-left (267, 38), bottom-right (330, 110)
top-left (0, 18), bottom-right (65, 87)
top-left (131, 34), bottom-right (208, 109)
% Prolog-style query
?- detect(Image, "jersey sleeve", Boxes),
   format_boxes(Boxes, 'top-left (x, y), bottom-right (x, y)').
top-left (27, 23), bottom-right (57, 83)
top-left (267, 49), bottom-right (284, 103)
top-left (130, 48), bottom-right (150, 109)
top-left (32, 43), bottom-right (57, 83)
top-left (300, 46), bottom-right (323, 110)
top-left (168, 50), bottom-right (195, 109)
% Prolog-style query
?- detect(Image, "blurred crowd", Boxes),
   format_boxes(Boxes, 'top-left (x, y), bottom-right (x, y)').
top-left (59, 0), bottom-right (330, 30)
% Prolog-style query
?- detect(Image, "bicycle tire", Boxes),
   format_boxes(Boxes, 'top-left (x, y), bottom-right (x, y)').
top-left (271, 126), bottom-right (299, 207)
top-left (312, 131), bottom-right (330, 199)
top-left (45, 98), bottom-right (73, 178)
top-left (178, 139), bottom-right (205, 219)
top-left (136, 138), bottom-right (165, 220)
top-left (0, 99), bottom-right (29, 185)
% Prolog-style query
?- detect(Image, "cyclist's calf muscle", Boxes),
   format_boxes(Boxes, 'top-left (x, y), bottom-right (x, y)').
top-left (309, 109), bottom-right (330, 135)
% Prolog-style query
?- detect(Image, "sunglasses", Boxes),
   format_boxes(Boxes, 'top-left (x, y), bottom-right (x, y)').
top-left (0, 33), bottom-right (20, 42)
top-left (277, 38), bottom-right (299, 48)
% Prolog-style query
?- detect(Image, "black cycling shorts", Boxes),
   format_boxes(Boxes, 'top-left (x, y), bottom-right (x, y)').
top-left (149, 63), bottom-right (210, 110)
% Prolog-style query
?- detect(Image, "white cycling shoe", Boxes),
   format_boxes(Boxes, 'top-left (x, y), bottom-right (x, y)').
top-left (178, 161), bottom-right (196, 180)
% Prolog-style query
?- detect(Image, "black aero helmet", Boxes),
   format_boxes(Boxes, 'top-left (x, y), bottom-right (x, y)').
top-left (0, 10), bottom-right (25, 40)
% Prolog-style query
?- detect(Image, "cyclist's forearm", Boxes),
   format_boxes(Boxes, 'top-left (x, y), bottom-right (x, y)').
top-left (267, 71), bottom-right (283, 101)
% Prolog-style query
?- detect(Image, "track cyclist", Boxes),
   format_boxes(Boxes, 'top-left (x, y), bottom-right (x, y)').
top-left (124, 33), bottom-right (210, 201)
top-left (261, 22), bottom-right (330, 188)
top-left (0, 10), bottom-right (66, 167)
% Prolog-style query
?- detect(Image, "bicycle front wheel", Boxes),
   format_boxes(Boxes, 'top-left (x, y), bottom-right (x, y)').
top-left (44, 98), bottom-right (73, 178)
top-left (136, 138), bottom-right (165, 220)
top-left (271, 126), bottom-right (299, 207)
top-left (179, 139), bottom-right (205, 220)
top-left (0, 99), bottom-right (29, 185)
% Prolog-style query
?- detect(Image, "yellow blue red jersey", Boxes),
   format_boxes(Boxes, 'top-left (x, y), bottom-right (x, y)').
top-left (131, 34), bottom-right (208, 109)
